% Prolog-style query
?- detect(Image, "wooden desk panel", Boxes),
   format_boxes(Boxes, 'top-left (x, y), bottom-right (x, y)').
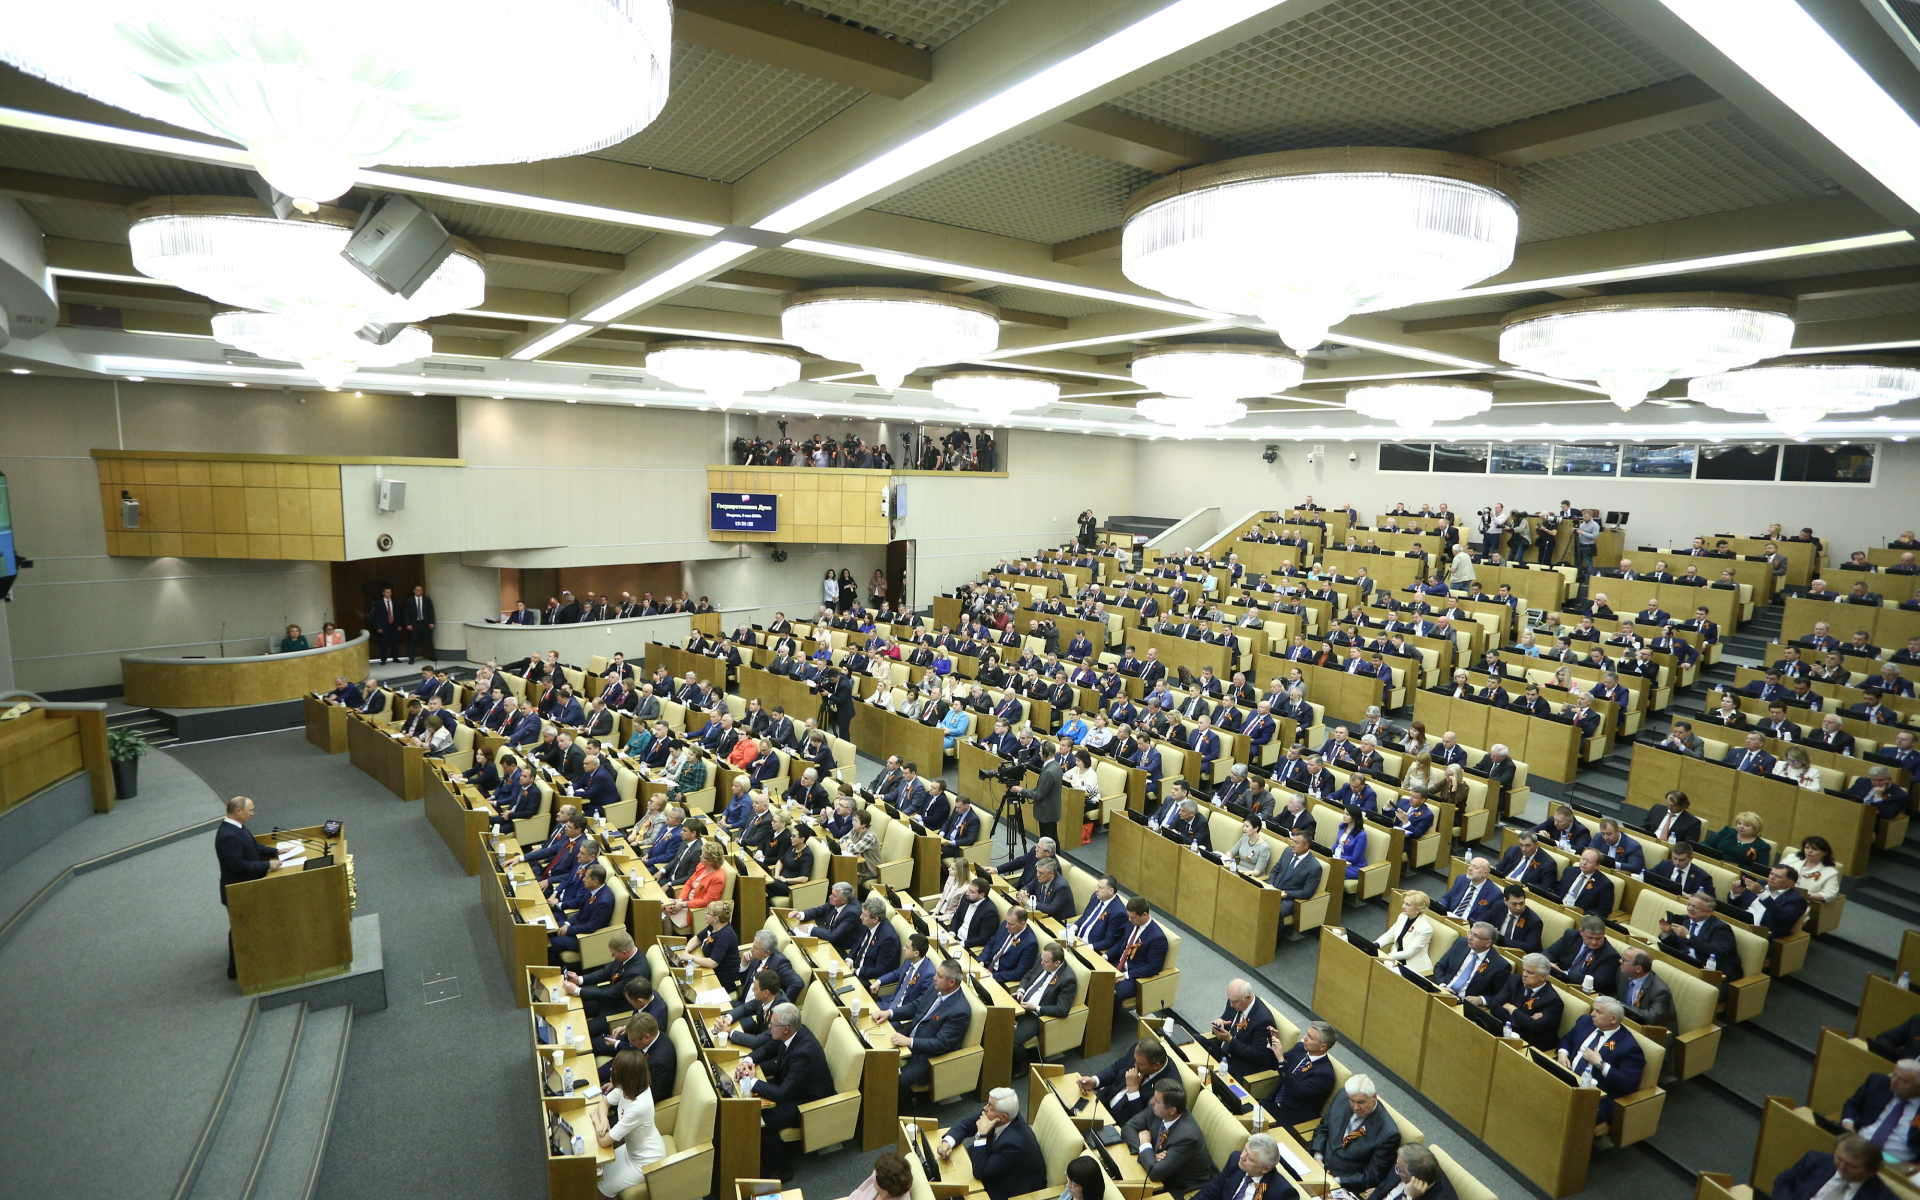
top-left (1419, 996), bottom-right (1497, 1137)
top-left (1131, 630), bottom-right (1233, 681)
top-left (425, 766), bottom-right (489, 876)
top-left (122, 634), bottom-right (370, 708)
top-left (1136, 827), bottom-right (1183, 913)
top-left (347, 713), bottom-right (424, 800)
top-left (228, 826), bottom-right (352, 994)
top-left (0, 709), bottom-right (82, 810)
top-left (1482, 1042), bottom-right (1598, 1198)
top-left (1361, 960), bottom-right (1434, 1086)
top-left (1174, 846), bottom-right (1221, 935)
top-left (1311, 928), bottom-right (1373, 1044)
top-left (304, 695), bottom-right (349, 754)
top-left (1108, 812), bottom-right (1146, 886)
top-left (1211, 871), bottom-right (1283, 967)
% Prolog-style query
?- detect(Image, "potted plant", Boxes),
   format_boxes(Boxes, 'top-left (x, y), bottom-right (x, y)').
top-left (108, 729), bottom-right (149, 799)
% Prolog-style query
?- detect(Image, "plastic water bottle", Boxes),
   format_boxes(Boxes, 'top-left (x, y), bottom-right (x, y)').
top-left (1705, 955), bottom-right (1718, 973)
top-left (563, 1063), bottom-right (574, 1091)
top-left (1898, 971), bottom-right (1912, 991)
top-left (1502, 1022), bottom-right (1515, 1039)
top-left (1252, 1105), bottom-right (1266, 1131)
top-left (685, 960), bottom-right (697, 985)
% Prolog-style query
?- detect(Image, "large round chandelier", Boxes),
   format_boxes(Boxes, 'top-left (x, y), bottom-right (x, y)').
top-left (1136, 396), bottom-right (1249, 430)
top-left (2, 4), bottom-right (672, 211)
top-left (212, 311), bottom-right (432, 388)
top-left (1122, 148), bottom-right (1518, 351)
top-left (1130, 343), bottom-right (1304, 400)
top-left (930, 371), bottom-right (1058, 422)
top-left (1346, 380), bottom-right (1494, 429)
top-left (1688, 356), bottom-right (1920, 435)
top-left (645, 341), bottom-right (802, 407)
top-left (130, 198), bottom-right (486, 341)
top-left (781, 289), bottom-right (1000, 391)
top-left (1500, 293), bottom-right (1796, 410)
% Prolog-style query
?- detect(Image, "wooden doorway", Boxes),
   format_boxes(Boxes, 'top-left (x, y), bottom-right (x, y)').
top-left (887, 539), bottom-right (912, 615)
top-left (330, 554), bottom-right (426, 638)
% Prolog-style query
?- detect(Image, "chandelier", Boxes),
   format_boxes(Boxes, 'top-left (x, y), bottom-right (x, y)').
top-left (645, 341), bottom-right (802, 407)
top-left (1130, 343), bottom-right (1303, 400)
top-left (1135, 396), bottom-right (1249, 430)
top-left (130, 198), bottom-right (486, 341)
top-left (930, 371), bottom-right (1058, 422)
top-left (1122, 148), bottom-right (1518, 351)
top-left (781, 289), bottom-right (1000, 391)
top-left (1688, 356), bottom-right (1920, 435)
top-left (2, 3), bottom-right (672, 211)
top-left (1346, 380), bottom-right (1494, 429)
top-left (1499, 293), bottom-right (1797, 410)
top-left (212, 311), bottom-right (432, 388)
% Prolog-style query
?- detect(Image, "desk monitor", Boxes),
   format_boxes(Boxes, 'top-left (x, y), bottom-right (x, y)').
top-left (1607, 511), bottom-right (1629, 526)
top-left (534, 1014), bottom-right (557, 1045)
top-left (548, 1112), bottom-right (576, 1156)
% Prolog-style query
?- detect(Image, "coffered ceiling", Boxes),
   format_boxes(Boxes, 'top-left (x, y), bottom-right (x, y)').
top-left (5, 0), bottom-right (1920, 441)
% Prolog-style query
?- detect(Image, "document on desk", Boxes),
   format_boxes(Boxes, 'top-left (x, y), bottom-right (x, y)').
top-left (694, 987), bottom-right (731, 1006)
top-left (1279, 1144), bottom-right (1313, 1177)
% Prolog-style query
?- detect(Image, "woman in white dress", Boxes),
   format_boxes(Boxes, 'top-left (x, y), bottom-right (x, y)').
top-left (1064, 749), bottom-right (1101, 805)
top-left (594, 1049), bottom-right (666, 1197)
top-left (823, 570), bottom-right (840, 609)
top-left (1770, 745), bottom-right (1824, 791)
top-left (1779, 835), bottom-right (1842, 903)
top-left (1375, 890), bottom-right (1435, 974)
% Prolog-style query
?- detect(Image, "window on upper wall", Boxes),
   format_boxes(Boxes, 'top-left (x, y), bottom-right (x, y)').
top-left (1697, 443), bottom-right (1780, 481)
top-left (1378, 443), bottom-right (1433, 472)
top-left (1489, 442), bottom-right (1551, 475)
top-left (1781, 443), bottom-right (1875, 483)
top-left (1621, 443), bottom-right (1696, 479)
top-left (1552, 443), bottom-right (1619, 476)
top-left (1433, 443), bottom-right (1489, 473)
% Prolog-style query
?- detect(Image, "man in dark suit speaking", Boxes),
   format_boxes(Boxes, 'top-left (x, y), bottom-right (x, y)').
top-left (216, 795), bottom-right (283, 979)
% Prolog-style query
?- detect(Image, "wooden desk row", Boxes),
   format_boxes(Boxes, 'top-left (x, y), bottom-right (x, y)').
top-left (1413, 690), bottom-right (1583, 783)
top-left (1781, 595), bottom-right (1920, 657)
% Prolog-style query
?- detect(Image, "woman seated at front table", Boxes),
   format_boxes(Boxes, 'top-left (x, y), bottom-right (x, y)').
top-left (683, 898), bottom-right (742, 992)
top-left (662, 841), bottom-right (726, 933)
top-left (939, 702), bottom-right (972, 751)
top-left (591, 1048), bottom-right (665, 1198)
top-left (1700, 809), bottom-right (1772, 874)
top-left (762, 816), bottom-right (813, 900)
top-left (628, 793), bottom-right (668, 848)
top-left (313, 621), bottom-right (345, 648)
top-left (1770, 744), bottom-right (1825, 792)
top-left (1780, 835), bottom-right (1842, 904)
top-left (459, 744), bottom-right (500, 795)
top-left (1376, 890), bottom-right (1435, 973)
top-left (278, 623), bottom-right (309, 653)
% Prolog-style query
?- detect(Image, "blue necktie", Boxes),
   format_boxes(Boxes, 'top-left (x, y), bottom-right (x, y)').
top-left (1450, 951), bottom-right (1480, 991)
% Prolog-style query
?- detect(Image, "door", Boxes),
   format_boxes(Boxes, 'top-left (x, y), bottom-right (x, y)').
top-left (331, 554), bottom-right (426, 637)
top-left (887, 539), bottom-right (912, 614)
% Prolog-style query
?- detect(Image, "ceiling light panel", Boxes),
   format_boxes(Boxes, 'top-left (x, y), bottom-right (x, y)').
top-left (0, 125), bottom-right (254, 196)
top-left (589, 43), bottom-right (865, 183)
top-left (1505, 116), bottom-right (1835, 243)
top-left (872, 136), bottom-right (1158, 246)
top-left (1794, 284), bottom-right (1920, 324)
top-left (1105, 0), bottom-right (1684, 153)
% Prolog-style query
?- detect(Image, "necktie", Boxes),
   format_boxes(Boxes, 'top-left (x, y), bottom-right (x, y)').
top-left (1657, 811), bottom-right (1675, 839)
top-left (1563, 873), bottom-right (1585, 905)
top-left (1023, 970), bottom-right (1055, 1004)
top-left (1452, 881), bottom-right (1478, 919)
top-left (1119, 926), bottom-right (1142, 967)
top-left (1449, 951), bottom-right (1480, 991)
top-left (1501, 912), bottom-right (1517, 940)
top-left (1866, 1099), bottom-right (1915, 1147)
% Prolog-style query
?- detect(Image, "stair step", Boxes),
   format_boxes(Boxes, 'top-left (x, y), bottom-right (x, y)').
top-left (190, 1005), bottom-right (304, 1200)
top-left (250, 1006), bottom-right (351, 1200)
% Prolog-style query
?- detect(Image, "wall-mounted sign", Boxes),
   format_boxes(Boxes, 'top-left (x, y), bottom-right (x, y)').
top-left (710, 492), bottom-right (778, 533)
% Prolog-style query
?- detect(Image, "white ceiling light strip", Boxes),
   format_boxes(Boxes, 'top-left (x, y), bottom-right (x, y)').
top-left (1441, 231), bottom-right (1913, 302)
top-left (582, 242), bottom-right (758, 323)
top-left (510, 323), bottom-right (592, 361)
top-left (1659, 0), bottom-right (1920, 212)
top-left (751, 0), bottom-right (1287, 235)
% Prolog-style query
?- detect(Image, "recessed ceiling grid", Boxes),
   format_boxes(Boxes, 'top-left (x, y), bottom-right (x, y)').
top-left (408, 198), bottom-right (657, 255)
top-left (746, 249), bottom-right (941, 289)
top-left (479, 262), bottom-right (605, 295)
top-left (1793, 284), bottom-right (1920, 324)
top-left (670, 285), bottom-right (787, 317)
top-left (970, 284), bottom-right (1126, 320)
top-left (774, 0), bottom-right (1008, 48)
top-left (19, 200), bottom-right (131, 243)
top-left (1676, 242), bottom-right (1920, 289)
top-left (1105, 0), bottom-right (1684, 153)
top-left (589, 43), bottom-right (864, 182)
top-left (1509, 116), bottom-right (1837, 243)
top-left (0, 127), bottom-right (253, 196)
top-left (872, 136), bottom-right (1157, 245)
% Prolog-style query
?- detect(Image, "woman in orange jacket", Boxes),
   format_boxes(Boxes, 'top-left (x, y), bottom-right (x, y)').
top-left (663, 840), bottom-right (726, 933)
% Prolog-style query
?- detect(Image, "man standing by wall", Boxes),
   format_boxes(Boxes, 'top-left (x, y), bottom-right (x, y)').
top-left (405, 583), bottom-right (436, 663)
top-left (368, 586), bottom-right (400, 664)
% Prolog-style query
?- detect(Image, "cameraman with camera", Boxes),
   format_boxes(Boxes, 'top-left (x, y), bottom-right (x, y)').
top-left (1477, 503), bottom-right (1508, 558)
top-left (1005, 740), bottom-right (1066, 845)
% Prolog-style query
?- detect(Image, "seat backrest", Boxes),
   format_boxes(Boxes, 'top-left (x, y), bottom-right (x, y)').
top-left (1424, 915), bottom-right (1458, 964)
top-left (1193, 1087), bottom-right (1252, 1169)
top-left (668, 1019), bottom-right (699, 1098)
top-left (673, 1057), bottom-right (718, 1149)
top-left (959, 982), bottom-right (988, 1049)
top-left (883, 821), bottom-right (915, 862)
top-left (1431, 1145), bottom-right (1497, 1200)
top-left (1653, 959), bottom-right (1718, 1033)
top-left (1210, 811), bottom-right (1245, 848)
top-left (801, 978), bottom-right (839, 1040)
top-left (1031, 1095), bottom-right (1086, 1187)
top-left (825, 1017), bottom-right (866, 1092)
top-left (1382, 1098), bottom-right (1423, 1145)
top-left (1097, 760), bottom-right (1128, 802)
top-left (615, 766), bottom-right (639, 803)
top-left (1158, 923), bottom-right (1181, 972)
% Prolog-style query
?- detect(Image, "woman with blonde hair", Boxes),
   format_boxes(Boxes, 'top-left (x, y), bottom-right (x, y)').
top-left (1770, 744), bottom-right (1823, 791)
top-left (928, 856), bottom-right (971, 921)
top-left (1702, 811), bottom-right (1771, 873)
top-left (629, 792), bottom-right (668, 847)
top-left (1376, 891), bottom-right (1434, 973)
top-left (278, 623), bottom-right (309, 653)
top-left (663, 840), bottom-right (726, 932)
top-left (1400, 751), bottom-right (1436, 797)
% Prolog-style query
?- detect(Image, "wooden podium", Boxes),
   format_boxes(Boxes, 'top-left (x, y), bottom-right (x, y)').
top-left (227, 824), bottom-right (354, 995)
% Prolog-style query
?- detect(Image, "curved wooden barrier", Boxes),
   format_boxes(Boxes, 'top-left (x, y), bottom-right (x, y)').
top-left (121, 634), bottom-right (372, 708)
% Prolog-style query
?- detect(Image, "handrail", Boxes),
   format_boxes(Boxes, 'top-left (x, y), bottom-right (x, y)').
top-left (1199, 506), bottom-right (1271, 556)
top-left (120, 632), bottom-right (370, 666)
top-left (1144, 506), bottom-right (1221, 551)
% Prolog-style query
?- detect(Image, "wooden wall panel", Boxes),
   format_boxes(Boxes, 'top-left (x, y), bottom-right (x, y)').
top-left (706, 465), bottom-right (890, 546)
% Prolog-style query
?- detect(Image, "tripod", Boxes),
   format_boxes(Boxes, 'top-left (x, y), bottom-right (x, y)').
top-left (991, 780), bottom-right (1033, 859)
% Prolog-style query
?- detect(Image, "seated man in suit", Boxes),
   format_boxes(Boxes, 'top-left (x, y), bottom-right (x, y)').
top-left (1732, 864), bottom-right (1811, 939)
top-left (716, 968), bottom-right (784, 1051)
top-left (1658, 890), bottom-right (1739, 973)
top-left (945, 878), bottom-right (998, 951)
top-left (1437, 856), bottom-right (1504, 925)
top-left (1431, 920), bottom-right (1511, 1000)
top-left (1848, 766), bottom-right (1913, 826)
top-left (792, 880), bottom-right (865, 954)
top-left (846, 897), bottom-right (903, 983)
top-left (1310, 1075), bottom-right (1402, 1193)
top-left (1592, 818), bottom-right (1646, 873)
top-left (874, 934), bottom-right (937, 1025)
top-left (546, 862), bottom-right (613, 964)
top-left (1546, 914), bottom-right (1622, 994)
top-left (1462, 951), bottom-right (1563, 1050)
top-left (978, 906), bottom-right (1039, 985)
top-left (1124, 1080), bottom-right (1218, 1200)
top-left (1492, 884), bottom-right (1544, 953)
top-left (1558, 997), bottom-right (1646, 1144)
top-left (1532, 805), bottom-right (1592, 854)
top-left (1839, 1060), bottom-right (1920, 1170)
top-left (1611, 948), bottom-right (1679, 1033)
top-left (1772, 1136), bottom-right (1894, 1200)
top-left (1066, 873), bottom-right (1127, 958)
top-left (560, 928), bottom-right (647, 1024)
top-left (1078, 1038), bottom-right (1181, 1128)
top-left (1644, 790), bottom-right (1703, 843)
top-left (1195, 1134), bottom-right (1297, 1200)
top-left (937, 793), bottom-right (983, 854)
top-left (937, 1088), bottom-right (1048, 1200)
top-left (1267, 830), bottom-right (1324, 919)
top-left (1259, 1020), bottom-right (1339, 1130)
top-left (1209, 979), bottom-right (1280, 1081)
top-left (1556, 848), bottom-right (1616, 917)
top-left (890, 959), bottom-right (974, 1106)
top-left (1647, 841), bottom-right (1716, 898)
top-left (1109, 896), bottom-right (1169, 1003)
top-left (737, 1000), bottom-right (834, 1177)
top-left (1493, 832), bottom-right (1556, 888)
top-left (1008, 942), bottom-right (1076, 1070)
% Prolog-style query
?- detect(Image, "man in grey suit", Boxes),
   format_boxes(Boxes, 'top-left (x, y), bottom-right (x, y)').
top-left (1655, 720), bottom-right (1704, 757)
top-left (1012, 743), bottom-right (1066, 845)
top-left (1267, 829), bottom-right (1325, 919)
top-left (1009, 941), bottom-right (1076, 1072)
top-left (1611, 948), bottom-right (1677, 1033)
top-left (1310, 1075), bottom-right (1401, 1193)
top-left (631, 683), bottom-right (662, 723)
top-left (1124, 1080), bottom-right (1218, 1199)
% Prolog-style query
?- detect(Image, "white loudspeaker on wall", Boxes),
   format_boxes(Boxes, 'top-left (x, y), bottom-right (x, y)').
top-left (377, 479), bottom-right (407, 512)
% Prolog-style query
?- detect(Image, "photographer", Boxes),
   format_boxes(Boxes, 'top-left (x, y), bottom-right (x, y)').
top-left (1077, 509), bottom-right (1098, 550)
top-left (1477, 503), bottom-right (1507, 557)
top-left (1007, 740), bottom-right (1067, 844)
top-left (1506, 510), bottom-right (1531, 563)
